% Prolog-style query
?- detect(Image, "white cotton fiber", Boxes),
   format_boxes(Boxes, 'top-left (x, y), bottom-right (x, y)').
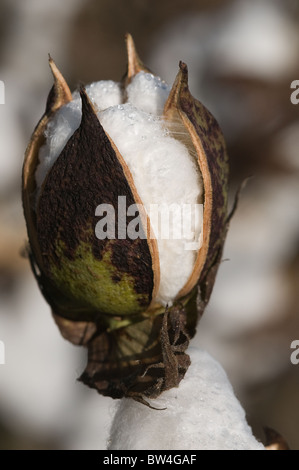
top-left (107, 348), bottom-right (265, 450)
top-left (126, 72), bottom-right (171, 115)
top-left (36, 72), bottom-right (203, 306)
top-left (85, 80), bottom-right (122, 111)
top-left (99, 103), bottom-right (202, 305)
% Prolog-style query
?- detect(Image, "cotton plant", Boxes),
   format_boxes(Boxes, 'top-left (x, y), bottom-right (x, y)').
top-left (22, 34), bottom-right (268, 449)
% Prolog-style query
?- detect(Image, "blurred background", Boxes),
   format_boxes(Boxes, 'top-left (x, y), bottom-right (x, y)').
top-left (0, 0), bottom-right (298, 449)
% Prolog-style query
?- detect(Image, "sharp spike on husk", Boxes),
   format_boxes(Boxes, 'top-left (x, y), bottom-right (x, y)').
top-left (163, 61), bottom-right (188, 118)
top-left (125, 33), bottom-right (151, 83)
top-left (47, 55), bottom-right (72, 113)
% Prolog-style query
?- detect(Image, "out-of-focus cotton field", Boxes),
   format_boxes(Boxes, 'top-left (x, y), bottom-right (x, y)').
top-left (0, 0), bottom-right (298, 449)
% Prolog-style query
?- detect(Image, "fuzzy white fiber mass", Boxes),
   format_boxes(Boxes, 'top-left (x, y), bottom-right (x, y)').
top-left (99, 104), bottom-right (202, 305)
top-left (108, 348), bottom-right (265, 450)
top-left (36, 72), bottom-right (203, 306)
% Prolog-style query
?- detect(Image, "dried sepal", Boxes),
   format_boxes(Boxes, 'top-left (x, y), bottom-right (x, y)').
top-left (53, 313), bottom-right (97, 345)
top-left (80, 301), bottom-right (191, 400)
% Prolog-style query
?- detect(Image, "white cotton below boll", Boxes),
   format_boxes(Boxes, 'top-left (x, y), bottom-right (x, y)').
top-left (107, 348), bottom-right (265, 451)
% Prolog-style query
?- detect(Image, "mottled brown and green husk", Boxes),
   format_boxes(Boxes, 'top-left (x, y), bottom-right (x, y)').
top-left (22, 35), bottom-right (229, 401)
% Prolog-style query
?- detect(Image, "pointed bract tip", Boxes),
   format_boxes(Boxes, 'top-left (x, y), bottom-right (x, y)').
top-left (79, 85), bottom-right (89, 110)
top-left (79, 85), bottom-right (97, 119)
top-left (179, 61), bottom-right (188, 73)
top-left (125, 33), bottom-right (150, 82)
top-left (178, 61), bottom-right (189, 85)
top-left (79, 83), bottom-right (87, 96)
top-left (163, 61), bottom-right (189, 117)
top-left (47, 56), bottom-right (72, 112)
top-left (125, 32), bottom-right (134, 50)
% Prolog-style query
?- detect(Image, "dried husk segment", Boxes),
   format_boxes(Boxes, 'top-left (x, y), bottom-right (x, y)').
top-left (163, 61), bottom-right (229, 313)
top-left (22, 57), bottom-right (72, 271)
top-left (23, 57), bottom-right (160, 324)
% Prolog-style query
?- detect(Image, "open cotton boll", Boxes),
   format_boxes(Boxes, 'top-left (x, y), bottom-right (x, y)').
top-left (36, 72), bottom-right (203, 306)
top-left (108, 348), bottom-right (265, 451)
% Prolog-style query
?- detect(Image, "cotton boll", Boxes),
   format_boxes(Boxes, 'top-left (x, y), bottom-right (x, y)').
top-left (37, 78), bottom-right (203, 306)
top-left (108, 348), bottom-right (264, 450)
